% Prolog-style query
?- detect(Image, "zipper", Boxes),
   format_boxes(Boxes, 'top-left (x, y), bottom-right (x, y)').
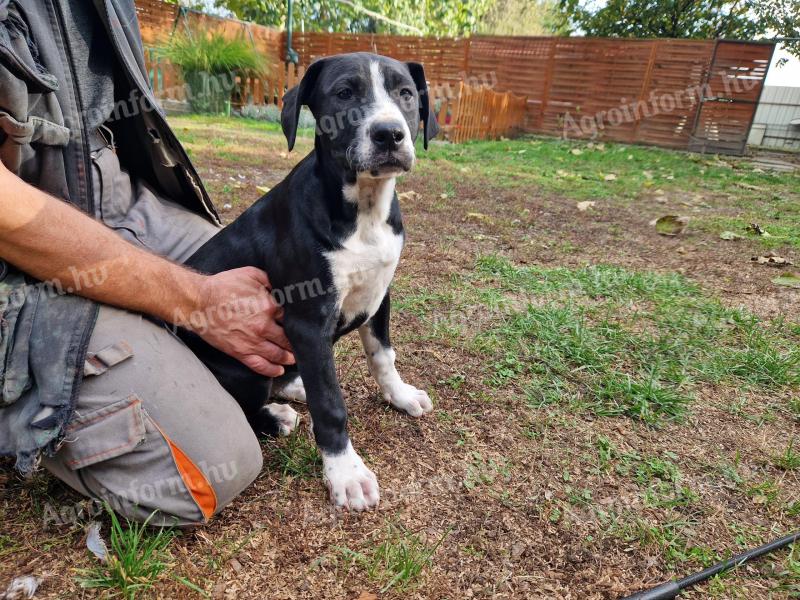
top-left (50, 0), bottom-right (94, 217)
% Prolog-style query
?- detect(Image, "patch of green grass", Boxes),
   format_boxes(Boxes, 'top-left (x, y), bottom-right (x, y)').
top-left (77, 508), bottom-right (177, 600)
top-left (463, 452), bottom-right (511, 490)
top-left (338, 524), bottom-right (448, 593)
top-left (469, 255), bottom-right (799, 424)
top-left (776, 544), bottom-right (800, 595)
top-left (601, 512), bottom-right (717, 568)
top-left (746, 480), bottom-right (781, 507)
top-left (268, 432), bottom-right (322, 478)
top-left (423, 136), bottom-right (800, 206)
top-left (788, 397), bottom-right (800, 421)
top-left (773, 439), bottom-right (800, 471)
top-left (595, 435), bottom-right (616, 471)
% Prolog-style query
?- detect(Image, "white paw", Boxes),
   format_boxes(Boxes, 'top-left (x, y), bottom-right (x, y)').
top-left (263, 403), bottom-right (300, 436)
top-left (274, 375), bottom-right (307, 403)
top-left (322, 443), bottom-right (380, 511)
top-left (383, 383), bottom-right (433, 417)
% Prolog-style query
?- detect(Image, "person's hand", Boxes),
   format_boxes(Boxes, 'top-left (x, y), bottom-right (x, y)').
top-left (188, 267), bottom-right (294, 377)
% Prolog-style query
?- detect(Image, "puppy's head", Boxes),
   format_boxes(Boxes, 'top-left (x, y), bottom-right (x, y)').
top-left (281, 52), bottom-right (440, 179)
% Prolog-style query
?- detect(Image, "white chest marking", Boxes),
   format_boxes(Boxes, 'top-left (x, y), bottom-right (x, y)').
top-left (326, 177), bottom-right (403, 324)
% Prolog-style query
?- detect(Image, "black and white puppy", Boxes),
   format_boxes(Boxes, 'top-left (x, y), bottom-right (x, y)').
top-left (182, 52), bottom-right (440, 510)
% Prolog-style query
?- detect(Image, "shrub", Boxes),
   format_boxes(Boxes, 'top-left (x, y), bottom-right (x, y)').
top-left (238, 103), bottom-right (316, 129)
top-left (162, 31), bottom-right (266, 114)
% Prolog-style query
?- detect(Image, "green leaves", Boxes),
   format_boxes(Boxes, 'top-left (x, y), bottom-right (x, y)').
top-left (558, 0), bottom-right (768, 40)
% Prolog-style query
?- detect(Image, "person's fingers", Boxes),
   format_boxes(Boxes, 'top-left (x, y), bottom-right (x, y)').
top-left (243, 266), bottom-right (271, 289)
top-left (254, 340), bottom-right (295, 365)
top-left (239, 354), bottom-right (285, 378)
top-left (260, 319), bottom-right (293, 353)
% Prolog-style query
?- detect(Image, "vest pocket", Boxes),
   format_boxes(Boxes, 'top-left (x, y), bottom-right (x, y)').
top-left (0, 273), bottom-right (36, 406)
top-left (0, 1), bottom-right (70, 184)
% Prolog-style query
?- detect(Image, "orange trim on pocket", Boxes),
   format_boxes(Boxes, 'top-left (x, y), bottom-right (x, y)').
top-left (163, 437), bottom-right (217, 521)
top-left (144, 420), bottom-right (218, 522)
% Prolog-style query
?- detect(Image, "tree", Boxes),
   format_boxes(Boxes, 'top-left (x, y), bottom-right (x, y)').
top-left (557, 0), bottom-right (764, 40)
top-left (479, 0), bottom-right (565, 36)
top-left (751, 0), bottom-right (800, 59)
top-left (217, 0), bottom-right (494, 36)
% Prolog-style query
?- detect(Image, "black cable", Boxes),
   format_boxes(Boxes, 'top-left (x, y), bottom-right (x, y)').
top-left (620, 531), bottom-right (800, 600)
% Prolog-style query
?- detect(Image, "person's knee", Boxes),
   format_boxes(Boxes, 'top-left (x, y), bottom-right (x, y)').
top-left (206, 428), bottom-right (263, 515)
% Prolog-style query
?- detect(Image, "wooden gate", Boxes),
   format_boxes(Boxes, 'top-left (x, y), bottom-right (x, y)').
top-left (688, 40), bottom-right (775, 155)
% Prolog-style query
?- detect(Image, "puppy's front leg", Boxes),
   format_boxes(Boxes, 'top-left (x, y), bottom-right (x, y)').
top-left (286, 318), bottom-right (379, 510)
top-left (359, 291), bottom-right (433, 417)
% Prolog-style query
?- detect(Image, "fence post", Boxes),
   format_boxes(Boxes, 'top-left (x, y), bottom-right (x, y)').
top-left (462, 37), bottom-right (472, 78)
top-left (537, 38), bottom-right (557, 131)
top-left (632, 41), bottom-right (659, 143)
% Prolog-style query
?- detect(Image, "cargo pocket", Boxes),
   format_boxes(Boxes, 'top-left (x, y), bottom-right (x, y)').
top-left (58, 394), bottom-right (217, 523)
top-left (59, 396), bottom-right (147, 470)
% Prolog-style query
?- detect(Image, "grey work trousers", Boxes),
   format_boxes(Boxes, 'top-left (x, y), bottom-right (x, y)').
top-left (42, 146), bottom-right (262, 526)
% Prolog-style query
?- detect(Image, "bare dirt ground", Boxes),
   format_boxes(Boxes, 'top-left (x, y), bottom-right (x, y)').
top-left (1, 117), bottom-right (798, 599)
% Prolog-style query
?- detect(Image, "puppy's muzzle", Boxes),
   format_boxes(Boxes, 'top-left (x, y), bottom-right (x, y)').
top-left (370, 121), bottom-right (405, 152)
top-left (365, 119), bottom-right (414, 176)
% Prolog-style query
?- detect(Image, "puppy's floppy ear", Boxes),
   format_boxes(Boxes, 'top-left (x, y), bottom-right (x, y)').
top-left (406, 62), bottom-right (440, 150)
top-left (281, 58), bottom-right (327, 151)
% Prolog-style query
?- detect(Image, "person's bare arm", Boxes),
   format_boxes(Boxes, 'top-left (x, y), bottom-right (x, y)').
top-left (0, 161), bottom-right (293, 377)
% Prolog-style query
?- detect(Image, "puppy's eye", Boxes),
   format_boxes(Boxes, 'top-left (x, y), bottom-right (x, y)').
top-left (337, 88), bottom-right (353, 100)
top-left (399, 88), bottom-right (414, 98)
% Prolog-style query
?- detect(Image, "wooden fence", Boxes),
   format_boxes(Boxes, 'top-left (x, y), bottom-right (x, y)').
top-left (433, 82), bottom-right (528, 142)
top-left (135, 0), bottom-right (774, 154)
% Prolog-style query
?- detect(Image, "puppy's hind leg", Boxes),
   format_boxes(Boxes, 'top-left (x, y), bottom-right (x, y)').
top-left (259, 403), bottom-right (301, 436)
top-left (359, 291), bottom-right (433, 417)
top-left (271, 365), bottom-right (307, 404)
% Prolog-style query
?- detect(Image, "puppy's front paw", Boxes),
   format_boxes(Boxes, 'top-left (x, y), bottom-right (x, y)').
top-left (263, 403), bottom-right (300, 436)
top-left (322, 443), bottom-right (379, 511)
top-left (383, 383), bottom-right (433, 417)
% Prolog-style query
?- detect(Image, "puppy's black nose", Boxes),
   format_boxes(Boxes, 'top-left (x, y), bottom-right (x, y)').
top-left (370, 122), bottom-right (405, 151)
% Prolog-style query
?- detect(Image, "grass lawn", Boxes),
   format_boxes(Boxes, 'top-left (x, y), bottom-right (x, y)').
top-left (1, 115), bottom-right (798, 599)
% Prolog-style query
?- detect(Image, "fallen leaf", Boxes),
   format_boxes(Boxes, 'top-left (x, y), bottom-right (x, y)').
top-left (773, 272), bottom-right (800, 288)
top-left (356, 593), bottom-right (378, 600)
top-left (85, 521), bottom-right (108, 563)
top-left (440, 193), bottom-right (448, 199)
top-left (576, 201), bottom-right (596, 212)
top-left (654, 215), bottom-right (689, 236)
top-left (511, 542), bottom-right (527, 559)
top-left (229, 558), bottom-right (243, 573)
top-left (466, 212), bottom-right (491, 222)
top-left (398, 190), bottom-right (421, 201)
top-left (603, 173), bottom-right (617, 181)
top-left (720, 231), bottom-right (742, 241)
top-left (751, 253), bottom-right (793, 266)
top-left (570, 148), bottom-right (583, 156)
top-left (256, 185), bottom-right (271, 194)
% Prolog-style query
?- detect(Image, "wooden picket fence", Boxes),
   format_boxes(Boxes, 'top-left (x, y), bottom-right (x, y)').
top-left (433, 82), bottom-right (528, 142)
